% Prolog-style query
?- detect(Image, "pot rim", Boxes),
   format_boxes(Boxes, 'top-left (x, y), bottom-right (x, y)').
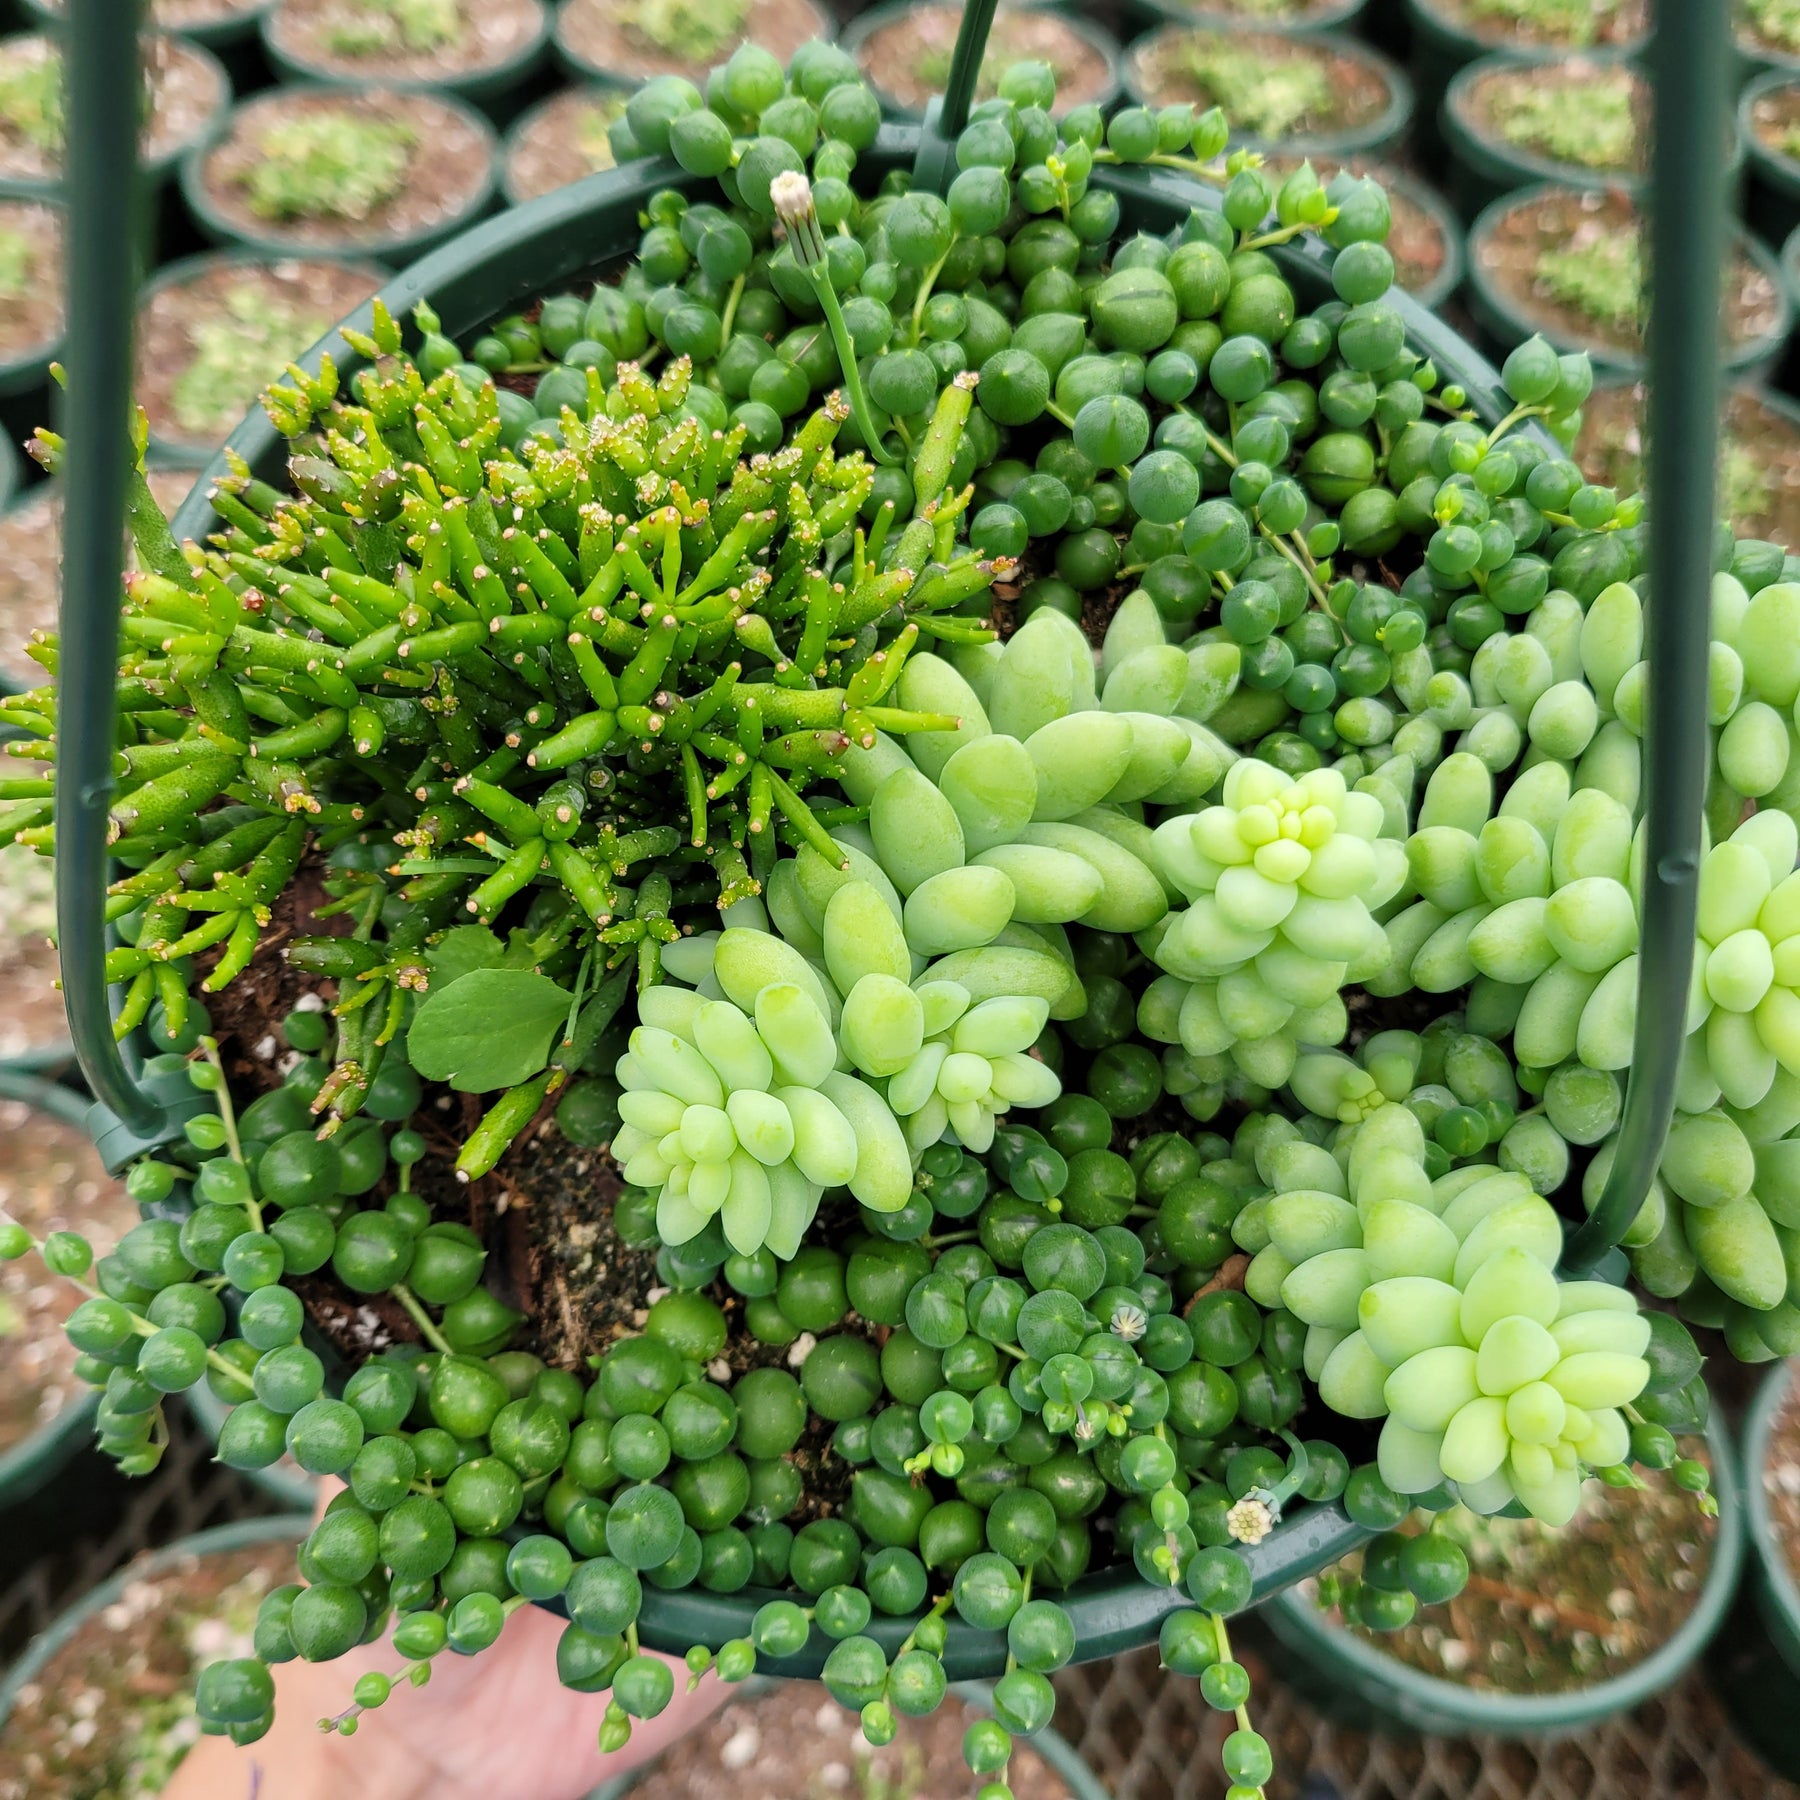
top-left (1265, 1404), bottom-right (1746, 1734)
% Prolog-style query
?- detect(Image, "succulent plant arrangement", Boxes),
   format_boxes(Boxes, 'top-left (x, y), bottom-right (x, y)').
top-left (0, 35), bottom-right (1770, 1800)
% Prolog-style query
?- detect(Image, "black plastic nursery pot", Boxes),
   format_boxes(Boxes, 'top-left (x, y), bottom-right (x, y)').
top-left (20, 0), bottom-right (279, 55)
top-left (258, 0), bottom-right (553, 117)
top-left (126, 117), bottom-right (1549, 1683)
top-left (0, 1074), bottom-right (149, 1508)
top-left (1466, 181), bottom-right (1794, 380)
top-left (0, 195), bottom-right (62, 399)
top-left (178, 81), bottom-right (500, 267)
top-left (129, 246), bottom-right (389, 464)
top-left (1258, 1409), bottom-right (1744, 1739)
top-left (1121, 25), bottom-right (1413, 161)
top-left (1442, 49), bottom-right (1744, 225)
top-left (1401, 0), bottom-right (1649, 159)
top-left (553, 0), bottom-right (834, 92)
top-left (1709, 1359), bottom-right (1800, 1779)
top-left (0, 1514), bottom-right (311, 1746)
top-left (0, 28), bottom-right (230, 267)
top-left (588, 1680), bottom-right (1112, 1799)
top-left (841, 2), bottom-right (1121, 122)
top-left (499, 85), bottom-right (631, 207)
top-left (1123, 0), bottom-right (1366, 34)
top-left (1742, 69), bottom-right (1800, 254)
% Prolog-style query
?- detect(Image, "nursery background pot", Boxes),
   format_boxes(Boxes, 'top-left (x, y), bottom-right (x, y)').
top-left (151, 125), bottom-right (1541, 1679)
top-left (130, 246), bottom-right (390, 464)
top-left (0, 427), bottom-right (20, 511)
top-left (1121, 25), bottom-right (1413, 161)
top-left (839, 2), bottom-right (1121, 122)
top-left (585, 1680), bottom-right (1112, 1800)
top-left (0, 1075), bottom-right (141, 1510)
top-left (20, 0), bottom-right (279, 56)
top-left (499, 85), bottom-right (630, 207)
top-left (1712, 1358), bottom-right (1800, 1778)
top-left (1257, 1409), bottom-right (1744, 1739)
top-left (0, 1514), bottom-right (310, 1727)
top-left (1122, 0), bottom-right (1366, 33)
top-left (0, 196), bottom-right (63, 398)
top-left (1742, 68), bottom-right (1800, 251)
top-left (257, 0), bottom-right (552, 117)
top-left (553, 0), bottom-right (834, 92)
top-left (1466, 182), bottom-right (1794, 380)
top-left (1401, 0), bottom-right (1650, 160)
top-left (178, 83), bottom-right (501, 266)
top-left (1441, 50), bottom-right (1743, 223)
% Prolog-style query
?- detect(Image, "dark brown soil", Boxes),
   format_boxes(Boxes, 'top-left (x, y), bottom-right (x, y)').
top-left (0, 1098), bottom-right (143, 1457)
top-left (1751, 78), bottom-right (1800, 167)
top-left (1127, 28), bottom-right (1393, 143)
top-left (1314, 1443), bottom-right (1717, 1694)
top-left (1423, 0), bottom-right (1647, 52)
top-left (194, 88), bottom-right (492, 251)
top-left (503, 87), bottom-right (628, 204)
top-left (0, 199), bottom-right (62, 364)
top-left (0, 32), bottom-right (224, 184)
top-left (1576, 381), bottom-right (1800, 554)
top-left (1762, 1362), bottom-right (1800, 1589)
top-left (265, 0), bottom-right (545, 83)
top-left (1475, 186), bottom-right (1784, 361)
top-left (1261, 155), bottom-right (1448, 297)
top-left (0, 468), bottom-right (200, 689)
top-left (1457, 56), bottom-right (1647, 175)
top-left (854, 6), bottom-right (1113, 114)
top-left (132, 257), bottom-right (383, 451)
top-left (0, 1538), bottom-right (298, 1800)
top-left (557, 0), bottom-right (828, 85)
top-left (1741, 0), bottom-right (1800, 63)
top-left (625, 1684), bottom-right (1075, 1800)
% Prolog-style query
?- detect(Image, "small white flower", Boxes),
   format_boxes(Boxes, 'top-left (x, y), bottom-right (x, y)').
top-left (1227, 1497), bottom-right (1274, 1546)
top-left (768, 170), bottom-right (813, 223)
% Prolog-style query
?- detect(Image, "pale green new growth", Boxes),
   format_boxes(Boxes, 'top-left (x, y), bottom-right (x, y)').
top-left (324, 0), bottom-right (464, 56)
top-left (1537, 224), bottom-right (1641, 336)
top-left (0, 42), bottom-right (65, 156)
top-left (1747, 0), bottom-right (1800, 55)
top-left (1485, 67), bottom-right (1637, 171)
top-left (1179, 43), bottom-right (1332, 142)
top-left (171, 284), bottom-right (330, 439)
top-left (1468, 0), bottom-right (1628, 47)
top-left (0, 226), bottom-right (29, 299)
top-left (240, 112), bottom-right (417, 223)
top-left (622, 0), bottom-right (748, 59)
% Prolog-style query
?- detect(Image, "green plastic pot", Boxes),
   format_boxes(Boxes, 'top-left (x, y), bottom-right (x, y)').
top-left (0, 1075), bottom-right (137, 1507)
top-left (1402, 0), bottom-right (1650, 160)
top-left (1466, 182), bottom-right (1794, 380)
top-left (553, 0), bottom-right (834, 92)
top-left (178, 82), bottom-right (500, 266)
top-left (147, 126), bottom-right (1543, 1678)
top-left (258, 0), bottom-right (551, 115)
top-left (131, 247), bottom-right (390, 465)
top-left (1121, 25), bottom-right (1413, 161)
top-left (1445, 49), bottom-right (1744, 224)
top-left (840, 2), bottom-right (1122, 122)
top-left (585, 1681), bottom-right (1111, 1800)
top-left (1712, 1358), bottom-right (1800, 1778)
top-left (20, 0), bottom-right (278, 53)
top-left (0, 196), bottom-right (62, 398)
top-left (1743, 69), bottom-right (1800, 254)
top-left (0, 1514), bottom-right (310, 1728)
top-left (1122, 0), bottom-right (1365, 34)
top-left (1259, 1407), bottom-right (1744, 1739)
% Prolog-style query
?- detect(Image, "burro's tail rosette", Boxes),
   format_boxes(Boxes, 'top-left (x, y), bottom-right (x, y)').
top-left (1141, 758), bottom-right (1404, 1090)
top-left (1241, 1102), bottom-right (1651, 1525)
